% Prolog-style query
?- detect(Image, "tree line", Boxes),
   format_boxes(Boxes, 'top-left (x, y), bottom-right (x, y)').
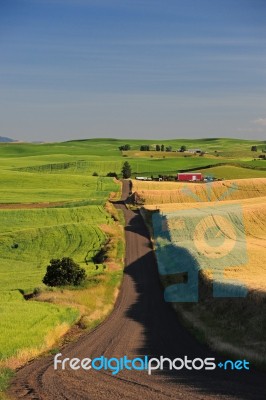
top-left (118, 144), bottom-right (187, 152)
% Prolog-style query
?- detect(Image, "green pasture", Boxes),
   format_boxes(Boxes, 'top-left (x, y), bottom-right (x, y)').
top-left (0, 137), bottom-right (265, 159)
top-left (0, 205), bottom-right (116, 362)
top-left (240, 160), bottom-right (266, 170)
top-left (15, 157), bottom-right (226, 176)
top-left (19, 158), bottom-right (265, 179)
top-left (0, 301), bottom-right (78, 360)
top-left (195, 165), bottom-right (266, 179)
top-left (0, 138), bottom-right (264, 182)
top-left (0, 206), bottom-right (114, 289)
top-left (0, 170), bottom-right (119, 204)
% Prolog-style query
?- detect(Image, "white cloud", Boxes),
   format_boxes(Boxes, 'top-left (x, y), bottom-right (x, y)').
top-left (253, 118), bottom-right (266, 126)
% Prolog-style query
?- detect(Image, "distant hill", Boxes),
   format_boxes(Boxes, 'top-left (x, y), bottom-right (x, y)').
top-left (0, 136), bottom-right (16, 143)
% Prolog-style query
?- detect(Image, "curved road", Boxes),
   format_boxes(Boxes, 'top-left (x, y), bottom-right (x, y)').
top-left (9, 181), bottom-right (266, 399)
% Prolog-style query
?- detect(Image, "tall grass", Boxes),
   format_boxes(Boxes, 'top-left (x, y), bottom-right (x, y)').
top-left (0, 302), bottom-right (78, 363)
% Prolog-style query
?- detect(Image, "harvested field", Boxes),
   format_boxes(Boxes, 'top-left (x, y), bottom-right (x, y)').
top-left (151, 198), bottom-right (266, 293)
top-left (134, 178), bottom-right (266, 204)
top-left (147, 180), bottom-right (266, 362)
top-left (138, 179), bottom-right (266, 293)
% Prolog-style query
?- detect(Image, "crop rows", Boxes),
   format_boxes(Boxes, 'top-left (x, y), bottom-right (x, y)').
top-left (0, 204), bottom-right (114, 362)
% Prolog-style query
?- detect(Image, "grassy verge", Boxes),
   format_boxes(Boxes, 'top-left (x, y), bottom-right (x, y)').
top-left (0, 369), bottom-right (14, 398)
top-left (0, 302), bottom-right (79, 369)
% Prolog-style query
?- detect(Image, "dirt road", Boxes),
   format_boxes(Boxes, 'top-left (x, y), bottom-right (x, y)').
top-left (9, 180), bottom-right (266, 399)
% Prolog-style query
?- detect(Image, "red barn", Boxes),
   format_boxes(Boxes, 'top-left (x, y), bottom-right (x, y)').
top-left (177, 172), bottom-right (202, 181)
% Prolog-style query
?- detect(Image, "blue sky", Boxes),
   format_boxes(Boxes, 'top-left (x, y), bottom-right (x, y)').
top-left (0, 0), bottom-right (266, 141)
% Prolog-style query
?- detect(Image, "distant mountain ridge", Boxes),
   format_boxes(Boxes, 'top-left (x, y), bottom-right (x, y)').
top-left (0, 136), bottom-right (16, 142)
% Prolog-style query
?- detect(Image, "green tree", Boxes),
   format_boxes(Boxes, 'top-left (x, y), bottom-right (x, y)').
top-left (140, 145), bottom-right (150, 151)
top-left (118, 144), bottom-right (131, 151)
top-left (121, 161), bottom-right (132, 179)
top-left (155, 144), bottom-right (160, 151)
top-left (251, 145), bottom-right (257, 152)
top-left (161, 144), bottom-right (164, 151)
top-left (43, 258), bottom-right (86, 287)
top-left (180, 145), bottom-right (187, 152)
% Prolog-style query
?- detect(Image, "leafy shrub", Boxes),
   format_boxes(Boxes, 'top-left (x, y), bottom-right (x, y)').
top-left (106, 172), bottom-right (118, 178)
top-left (43, 257), bottom-right (86, 287)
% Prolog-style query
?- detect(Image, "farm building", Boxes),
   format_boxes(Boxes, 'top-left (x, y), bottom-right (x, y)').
top-left (177, 172), bottom-right (202, 181)
top-left (135, 176), bottom-right (152, 181)
top-left (188, 149), bottom-right (202, 154)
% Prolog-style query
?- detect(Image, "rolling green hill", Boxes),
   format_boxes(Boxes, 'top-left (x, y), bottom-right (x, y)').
top-left (0, 136), bottom-right (265, 384)
top-left (1, 138), bottom-right (265, 181)
top-left (0, 137), bottom-right (265, 158)
top-left (0, 202), bottom-right (120, 365)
